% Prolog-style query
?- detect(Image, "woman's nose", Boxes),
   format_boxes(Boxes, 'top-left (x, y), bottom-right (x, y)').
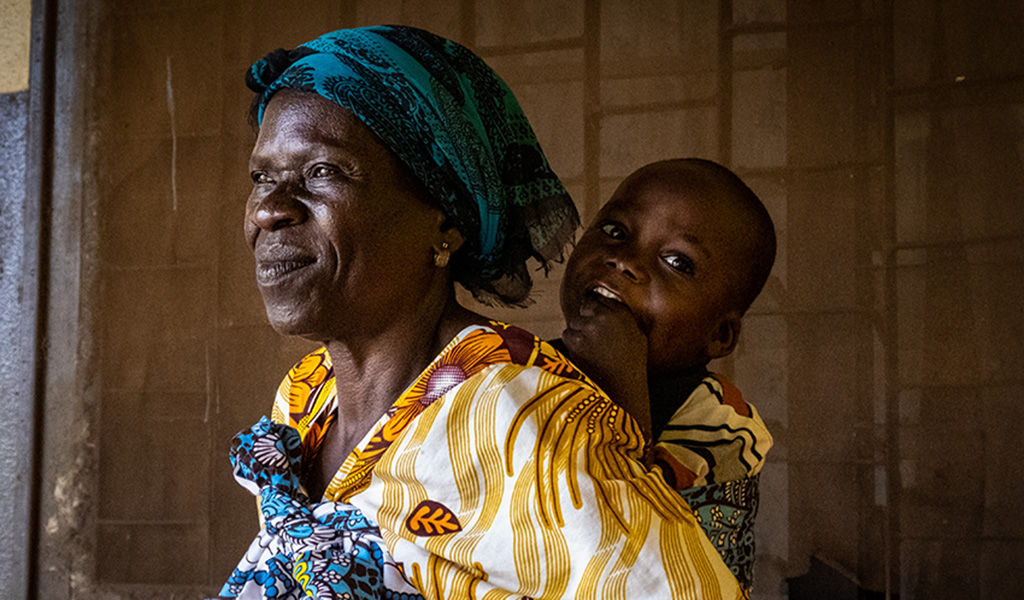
top-left (250, 184), bottom-right (308, 232)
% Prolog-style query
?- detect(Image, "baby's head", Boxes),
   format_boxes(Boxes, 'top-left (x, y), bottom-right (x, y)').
top-left (560, 158), bottom-right (776, 376)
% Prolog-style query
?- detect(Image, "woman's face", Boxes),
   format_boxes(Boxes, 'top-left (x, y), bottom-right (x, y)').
top-left (245, 90), bottom-right (445, 341)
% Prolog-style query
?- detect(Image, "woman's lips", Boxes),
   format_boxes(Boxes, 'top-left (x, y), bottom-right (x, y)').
top-left (255, 256), bottom-right (317, 285)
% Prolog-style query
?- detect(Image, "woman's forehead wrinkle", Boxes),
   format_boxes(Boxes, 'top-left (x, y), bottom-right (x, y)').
top-left (256, 97), bottom-right (368, 166)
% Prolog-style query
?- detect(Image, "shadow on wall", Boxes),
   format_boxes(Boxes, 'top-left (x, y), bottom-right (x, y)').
top-left (787, 556), bottom-right (895, 600)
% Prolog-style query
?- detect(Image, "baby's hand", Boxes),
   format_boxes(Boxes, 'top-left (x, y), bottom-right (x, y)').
top-left (562, 295), bottom-right (652, 446)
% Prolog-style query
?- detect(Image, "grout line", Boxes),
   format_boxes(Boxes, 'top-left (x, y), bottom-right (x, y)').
top-left (477, 37), bottom-right (585, 57)
top-left (166, 56), bottom-right (178, 213)
top-left (598, 99), bottom-right (718, 117)
top-left (97, 519), bottom-right (202, 526)
top-left (204, 341), bottom-right (212, 424)
top-left (881, 2), bottom-right (902, 596)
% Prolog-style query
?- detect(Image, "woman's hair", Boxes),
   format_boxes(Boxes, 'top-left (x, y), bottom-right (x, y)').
top-left (245, 26), bottom-right (579, 306)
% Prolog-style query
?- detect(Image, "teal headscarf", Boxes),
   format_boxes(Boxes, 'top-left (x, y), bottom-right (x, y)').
top-left (246, 25), bottom-right (578, 306)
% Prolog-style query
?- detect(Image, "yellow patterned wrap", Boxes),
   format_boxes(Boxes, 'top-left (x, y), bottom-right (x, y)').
top-left (272, 323), bottom-right (743, 599)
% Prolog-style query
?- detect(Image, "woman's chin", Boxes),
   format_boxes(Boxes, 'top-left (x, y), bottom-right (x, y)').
top-left (263, 305), bottom-right (320, 339)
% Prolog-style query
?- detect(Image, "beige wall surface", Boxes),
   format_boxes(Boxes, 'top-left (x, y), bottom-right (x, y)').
top-left (35, 0), bottom-right (1024, 598)
top-left (0, 0), bottom-right (31, 93)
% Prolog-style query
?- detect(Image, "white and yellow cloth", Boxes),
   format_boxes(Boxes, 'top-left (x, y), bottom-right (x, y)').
top-left (254, 322), bottom-right (746, 599)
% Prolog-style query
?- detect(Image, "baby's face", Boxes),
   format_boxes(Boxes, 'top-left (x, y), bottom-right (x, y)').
top-left (560, 172), bottom-right (749, 373)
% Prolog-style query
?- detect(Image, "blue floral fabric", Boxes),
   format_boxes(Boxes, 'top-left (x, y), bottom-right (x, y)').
top-left (678, 474), bottom-right (761, 594)
top-left (217, 417), bottom-right (424, 600)
top-left (245, 25), bottom-right (578, 305)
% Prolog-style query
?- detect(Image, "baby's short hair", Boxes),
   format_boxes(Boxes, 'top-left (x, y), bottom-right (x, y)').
top-left (638, 158), bottom-right (776, 314)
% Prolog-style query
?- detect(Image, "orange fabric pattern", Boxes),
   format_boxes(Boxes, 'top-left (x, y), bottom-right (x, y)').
top-left (271, 323), bottom-right (587, 502)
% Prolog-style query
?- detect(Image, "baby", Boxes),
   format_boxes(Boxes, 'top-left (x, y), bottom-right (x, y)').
top-left (555, 158), bottom-right (776, 591)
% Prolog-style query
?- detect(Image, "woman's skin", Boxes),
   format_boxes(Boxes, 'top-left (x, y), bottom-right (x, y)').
top-left (246, 90), bottom-right (487, 498)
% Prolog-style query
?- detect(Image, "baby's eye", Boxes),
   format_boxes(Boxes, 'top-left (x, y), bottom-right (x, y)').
top-left (599, 222), bottom-right (627, 240)
top-left (251, 171), bottom-right (273, 185)
top-left (663, 253), bottom-right (695, 275)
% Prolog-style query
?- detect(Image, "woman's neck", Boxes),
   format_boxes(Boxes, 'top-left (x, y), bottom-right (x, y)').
top-left (323, 292), bottom-right (484, 423)
top-left (305, 291), bottom-right (485, 499)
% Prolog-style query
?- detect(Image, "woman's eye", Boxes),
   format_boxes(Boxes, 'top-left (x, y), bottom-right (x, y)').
top-left (251, 171), bottom-right (273, 185)
top-left (600, 222), bottom-right (626, 239)
top-left (663, 253), bottom-right (695, 275)
top-left (310, 164), bottom-right (338, 178)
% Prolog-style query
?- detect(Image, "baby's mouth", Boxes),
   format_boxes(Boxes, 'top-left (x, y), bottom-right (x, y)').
top-left (591, 285), bottom-right (623, 303)
top-left (577, 284), bottom-right (630, 318)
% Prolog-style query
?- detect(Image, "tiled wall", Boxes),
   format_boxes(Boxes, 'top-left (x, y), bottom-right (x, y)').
top-left (890, 1), bottom-right (1024, 597)
top-left (83, 0), bottom-right (1024, 597)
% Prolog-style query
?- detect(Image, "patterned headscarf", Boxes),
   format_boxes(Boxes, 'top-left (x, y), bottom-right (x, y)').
top-left (246, 26), bottom-right (578, 306)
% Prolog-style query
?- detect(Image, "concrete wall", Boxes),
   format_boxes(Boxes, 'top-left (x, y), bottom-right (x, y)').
top-left (0, 89), bottom-right (34, 600)
top-left (9, 0), bottom-right (1023, 598)
top-left (0, 1), bottom-right (37, 598)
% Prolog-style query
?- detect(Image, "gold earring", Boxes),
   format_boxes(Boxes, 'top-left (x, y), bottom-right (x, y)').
top-left (434, 241), bottom-right (451, 268)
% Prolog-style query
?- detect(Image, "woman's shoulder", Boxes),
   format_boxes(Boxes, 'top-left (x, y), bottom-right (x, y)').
top-left (477, 321), bottom-right (596, 386)
top-left (264, 321), bottom-right (607, 447)
top-left (268, 321), bottom-right (595, 430)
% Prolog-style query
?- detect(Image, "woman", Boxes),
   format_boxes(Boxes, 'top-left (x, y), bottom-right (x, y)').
top-left (221, 26), bottom-right (742, 600)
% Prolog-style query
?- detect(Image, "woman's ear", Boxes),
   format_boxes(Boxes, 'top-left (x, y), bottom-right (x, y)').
top-left (436, 213), bottom-right (466, 254)
top-left (706, 311), bottom-right (741, 360)
top-left (431, 213), bottom-right (465, 269)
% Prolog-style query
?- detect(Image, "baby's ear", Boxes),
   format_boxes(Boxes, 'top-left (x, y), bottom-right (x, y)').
top-left (707, 311), bottom-right (742, 360)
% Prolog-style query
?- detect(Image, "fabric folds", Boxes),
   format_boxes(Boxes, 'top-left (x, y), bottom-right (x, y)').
top-left (218, 417), bottom-right (421, 600)
top-left (224, 323), bottom-right (747, 599)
